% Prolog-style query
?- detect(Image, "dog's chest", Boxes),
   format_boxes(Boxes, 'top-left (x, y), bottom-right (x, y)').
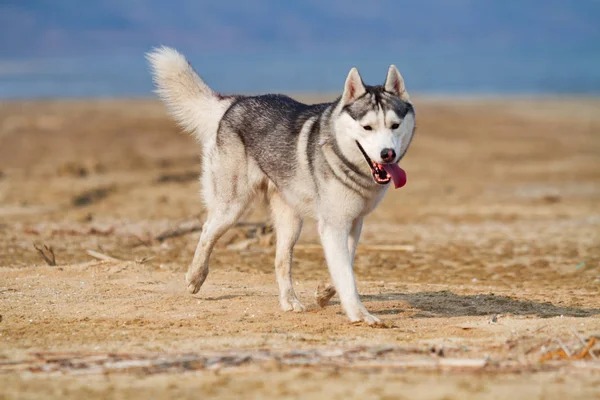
top-left (313, 180), bottom-right (389, 221)
top-left (361, 187), bottom-right (389, 215)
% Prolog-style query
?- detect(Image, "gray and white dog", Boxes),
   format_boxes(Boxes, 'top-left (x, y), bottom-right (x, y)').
top-left (147, 47), bottom-right (415, 324)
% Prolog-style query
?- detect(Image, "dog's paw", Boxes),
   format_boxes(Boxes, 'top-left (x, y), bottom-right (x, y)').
top-left (350, 317), bottom-right (387, 328)
top-left (361, 312), bottom-right (382, 326)
top-left (185, 270), bottom-right (206, 295)
top-left (314, 282), bottom-right (336, 308)
top-left (349, 314), bottom-right (385, 327)
top-left (346, 306), bottom-right (382, 326)
top-left (281, 298), bottom-right (306, 313)
top-left (187, 282), bottom-right (201, 295)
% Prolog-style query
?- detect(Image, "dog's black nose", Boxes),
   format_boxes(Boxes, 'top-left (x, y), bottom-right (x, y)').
top-left (380, 148), bottom-right (396, 162)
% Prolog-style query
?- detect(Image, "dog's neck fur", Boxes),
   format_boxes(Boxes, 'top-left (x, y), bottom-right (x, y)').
top-left (316, 103), bottom-right (383, 193)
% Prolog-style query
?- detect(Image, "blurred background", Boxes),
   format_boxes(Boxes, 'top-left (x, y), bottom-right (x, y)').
top-left (1, 0), bottom-right (599, 98)
top-left (2, 4), bottom-right (600, 393)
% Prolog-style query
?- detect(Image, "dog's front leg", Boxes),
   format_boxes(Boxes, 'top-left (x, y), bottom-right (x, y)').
top-left (348, 217), bottom-right (363, 265)
top-left (315, 217), bottom-right (362, 308)
top-left (318, 219), bottom-right (380, 324)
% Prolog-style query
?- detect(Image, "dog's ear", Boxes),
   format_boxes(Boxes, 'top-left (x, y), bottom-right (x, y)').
top-left (385, 65), bottom-right (409, 101)
top-left (341, 67), bottom-right (366, 105)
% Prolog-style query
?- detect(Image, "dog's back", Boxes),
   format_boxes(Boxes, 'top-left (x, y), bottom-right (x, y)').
top-left (219, 95), bottom-right (331, 184)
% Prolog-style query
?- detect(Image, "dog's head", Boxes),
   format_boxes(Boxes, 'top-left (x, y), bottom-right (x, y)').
top-left (334, 66), bottom-right (415, 187)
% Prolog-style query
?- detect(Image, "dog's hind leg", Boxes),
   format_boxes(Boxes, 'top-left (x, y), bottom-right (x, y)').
top-left (186, 156), bottom-right (251, 294)
top-left (185, 199), bottom-right (247, 294)
top-left (185, 138), bottom-right (253, 294)
top-left (270, 193), bottom-right (305, 312)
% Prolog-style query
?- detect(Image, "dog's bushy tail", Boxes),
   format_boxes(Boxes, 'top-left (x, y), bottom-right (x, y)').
top-left (146, 46), bottom-right (232, 142)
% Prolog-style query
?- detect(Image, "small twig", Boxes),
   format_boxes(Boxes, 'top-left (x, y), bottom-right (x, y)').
top-left (539, 336), bottom-right (597, 362)
top-left (574, 337), bottom-right (597, 360)
top-left (86, 250), bottom-right (121, 262)
top-left (88, 226), bottom-right (115, 236)
top-left (155, 221), bottom-right (204, 242)
top-left (154, 220), bottom-right (271, 243)
top-left (33, 244), bottom-right (56, 266)
top-left (532, 325), bottom-right (547, 334)
top-left (555, 338), bottom-right (572, 358)
top-left (539, 348), bottom-right (567, 362)
top-left (155, 171), bottom-right (198, 184)
top-left (132, 234), bottom-right (153, 247)
top-left (571, 329), bottom-right (597, 360)
top-left (135, 256), bottom-right (155, 264)
top-left (489, 314), bottom-right (499, 324)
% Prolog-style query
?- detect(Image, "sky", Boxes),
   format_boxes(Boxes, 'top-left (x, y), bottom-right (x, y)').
top-left (1, 1), bottom-right (599, 97)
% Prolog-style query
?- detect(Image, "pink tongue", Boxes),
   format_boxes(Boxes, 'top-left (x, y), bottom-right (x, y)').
top-left (382, 164), bottom-right (407, 189)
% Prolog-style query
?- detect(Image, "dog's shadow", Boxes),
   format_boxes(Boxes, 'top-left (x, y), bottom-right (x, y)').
top-left (361, 290), bottom-right (600, 318)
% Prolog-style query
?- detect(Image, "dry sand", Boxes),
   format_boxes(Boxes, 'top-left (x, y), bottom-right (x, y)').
top-left (1, 96), bottom-right (599, 399)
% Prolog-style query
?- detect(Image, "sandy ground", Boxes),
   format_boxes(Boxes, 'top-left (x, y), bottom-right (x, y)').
top-left (0, 96), bottom-right (599, 399)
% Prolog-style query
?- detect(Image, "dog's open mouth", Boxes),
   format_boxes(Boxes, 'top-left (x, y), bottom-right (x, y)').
top-left (355, 141), bottom-right (407, 189)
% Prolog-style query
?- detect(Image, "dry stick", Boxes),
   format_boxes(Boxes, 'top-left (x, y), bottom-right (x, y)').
top-left (155, 221), bottom-right (204, 242)
top-left (574, 337), bottom-right (597, 360)
top-left (133, 234), bottom-right (153, 247)
top-left (85, 250), bottom-right (121, 262)
top-left (532, 325), bottom-right (547, 334)
top-left (135, 256), bottom-right (155, 264)
top-left (571, 329), bottom-right (597, 360)
top-left (539, 348), bottom-right (568, 362)
top-left (541, 337), bottom-right (598, 362)
top-left (154, 220), bottom-right (269, 242)
top-left (2, 354), bottom-right (492, 375)
top-left (33, 244), bottom-right (56, 266)
top-left (555, 338), bottom-right (573, 358)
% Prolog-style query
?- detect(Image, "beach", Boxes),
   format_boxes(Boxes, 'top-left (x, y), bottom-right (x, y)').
top-left (1, 96), bottom-right (599, 399)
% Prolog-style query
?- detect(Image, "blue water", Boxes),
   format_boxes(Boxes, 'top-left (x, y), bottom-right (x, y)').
top-left (1, 47), bottom-right (599, 98)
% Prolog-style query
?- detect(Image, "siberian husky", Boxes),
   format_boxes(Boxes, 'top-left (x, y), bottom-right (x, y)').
top-left (147, 47), bottom-right (415, 324)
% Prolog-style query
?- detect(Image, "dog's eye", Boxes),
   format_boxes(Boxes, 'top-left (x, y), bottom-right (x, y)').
top-left (363, 125), bottom-right (373, 131)
top-left (391, 123), bottom-right (400, 130)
